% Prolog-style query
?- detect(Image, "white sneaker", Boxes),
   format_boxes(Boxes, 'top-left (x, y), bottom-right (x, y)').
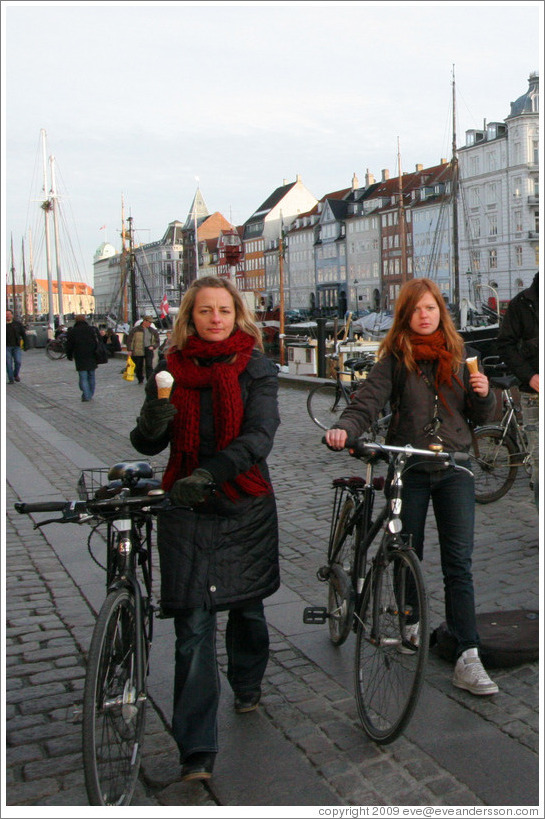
top-left (398, 622), bottom-right (419, 654)
top-left (453, 648), bottom-right (499, 696)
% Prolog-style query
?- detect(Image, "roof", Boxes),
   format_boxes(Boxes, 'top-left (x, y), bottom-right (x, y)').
top-left (245, 180), bottom-right (297, 225)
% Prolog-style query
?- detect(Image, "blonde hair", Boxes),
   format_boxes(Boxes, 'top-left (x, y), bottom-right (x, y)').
top-left (378, 278), bottom-right (464, 372)
top-left (170, 276), bottom-right (263, 351)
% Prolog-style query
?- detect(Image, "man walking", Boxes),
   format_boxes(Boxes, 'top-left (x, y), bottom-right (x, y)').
top-left (65, 315), bottom-right (99, 402)
top-left (126, 315), bottom-right (160, 384)
top-left (6, 309), bottom-right (27, 384)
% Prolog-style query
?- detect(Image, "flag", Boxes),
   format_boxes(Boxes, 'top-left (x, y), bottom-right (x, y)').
top-left (99, 224), bottom-right (106, 230)
top-left (160, 294), bottom-right (169, 319)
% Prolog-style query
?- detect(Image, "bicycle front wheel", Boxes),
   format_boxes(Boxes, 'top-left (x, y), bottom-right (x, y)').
top-left (354, 544), bottom-right (429, 744)
top-left (470, 427), bottom-right (519, 503)
top-left (45, 340), bottom-right (65, 360)
top-left (328, 494), bottom-right (361, 645)
top-left (83, 588), bottom-right (147, 806)
top-left (307, 383), bottom-right (349, 430)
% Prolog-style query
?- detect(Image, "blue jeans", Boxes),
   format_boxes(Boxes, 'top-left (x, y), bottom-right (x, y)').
top-left (6, 346), bottom-right (22, 381)
top-left (400, 466), bottom-right (479, 656)
top-left (78, 369), bottom-right (96, 400)
top-left (172, 601), bottom-right (269, 762)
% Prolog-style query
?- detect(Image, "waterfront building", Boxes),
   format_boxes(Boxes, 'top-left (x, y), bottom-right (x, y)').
top-left (458, 72), bottom-right (539, 300)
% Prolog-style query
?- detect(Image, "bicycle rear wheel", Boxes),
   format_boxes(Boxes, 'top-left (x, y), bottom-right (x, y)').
top-left (327, 495), bottom-right (361, 645)
top-left (45, 340), bottom-right (65, 360)
top-left (307, 383), bottom-right (349, 430)
top-left (354, 543), bottom-right (428, 744)
top-left (83, 588), bottom-right (147, 805)
top-left (469, 427), bottom-right (519, 503)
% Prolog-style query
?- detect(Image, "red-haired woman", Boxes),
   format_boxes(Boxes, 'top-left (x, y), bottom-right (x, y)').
top-left (326, 278), bottom-right (499, 696)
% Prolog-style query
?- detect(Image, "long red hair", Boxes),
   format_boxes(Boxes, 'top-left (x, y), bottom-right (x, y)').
top-left (378, 278), bottom-right (464, 372)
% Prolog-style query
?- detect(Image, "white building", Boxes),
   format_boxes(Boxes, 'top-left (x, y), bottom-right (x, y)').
top-left (458, 72), bottom-right (539, 301)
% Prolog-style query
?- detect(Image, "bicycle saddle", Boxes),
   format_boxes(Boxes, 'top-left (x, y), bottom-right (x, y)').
top-left (344, 357), bottom-right (374, 372)
top-left (108, 462), bottom-right (154, 484)
top-left (488, 374), bottom-right (520, 390)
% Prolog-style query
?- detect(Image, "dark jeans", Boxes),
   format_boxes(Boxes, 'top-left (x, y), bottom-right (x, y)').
top-left (400, 465), bottom-right (479, 656)
top-left (78, 369), bottom-right (96, 400)
top-left (133, 350), bottom-right (155, 383)
top-left (172, 600), bottom-right (269, 762)
top-left (6, 346), bottom-right (22, 381)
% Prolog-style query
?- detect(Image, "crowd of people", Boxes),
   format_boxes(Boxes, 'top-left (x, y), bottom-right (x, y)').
top-left (5, 272), bottom-right (539, 782)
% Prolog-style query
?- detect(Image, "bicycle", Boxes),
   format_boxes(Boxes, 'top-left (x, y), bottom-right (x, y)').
top-left (469, 357), bottom-right (539, 504)
top-left (303, 437), bottom-right (472, 743)
top-left (306, 346), bottom-right (378, 430)
top-left (14, 460), bottom-right (168, 805)
top-left (45, 334), bottom-right (68, 360)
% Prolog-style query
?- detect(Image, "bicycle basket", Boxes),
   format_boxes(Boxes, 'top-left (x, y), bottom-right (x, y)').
top-left (77, 464), bottom-right (166, 500)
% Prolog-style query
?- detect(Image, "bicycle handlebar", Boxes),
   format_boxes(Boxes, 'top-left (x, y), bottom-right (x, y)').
top-left (322, 435), bottom-right (470, 466)
top-left (14, 491), bottom-right (168, 525)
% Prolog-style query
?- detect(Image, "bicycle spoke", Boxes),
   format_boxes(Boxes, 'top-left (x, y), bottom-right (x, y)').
top-left (354, 546), bottom-right (428, 743)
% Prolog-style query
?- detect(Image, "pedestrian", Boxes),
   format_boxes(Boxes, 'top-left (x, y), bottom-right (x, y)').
top-left (126, 315), bottom-right (160, 383)
top-left (103, 327), bottom-right (122, 358)
top-left (495, 272), bottom-right (539, 393)
top-left (130, 275), bottom-right (280, 782)
top-left (65, 315), bottom-right (100, 402)
top-left (6, 309), bottom-right (27, 384)
top-left (325, 277), bottom-right (499, 696)
top-left (158, 329), bottom-right (172, 360)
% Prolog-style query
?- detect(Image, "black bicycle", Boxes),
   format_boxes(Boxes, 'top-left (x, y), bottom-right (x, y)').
top-left (306, 350), bottom-right (377, 430)
top-left (304, 438), bottom-right (472, 743)
top-left (45, 333), bottom-right (68, 360)
top-left (15, 461), bottom-right (168, 805)
top-left (469, 357), bottom-right (539, 504)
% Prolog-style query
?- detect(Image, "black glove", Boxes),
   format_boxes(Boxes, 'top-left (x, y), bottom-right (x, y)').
top-left (137, 398), bottom-right (177, 439)
top-left (170, 469), bottom-right (214, 507)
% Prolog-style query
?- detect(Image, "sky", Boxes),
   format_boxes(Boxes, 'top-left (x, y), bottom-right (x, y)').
top-left (2, 0), bottom-right (542, 289)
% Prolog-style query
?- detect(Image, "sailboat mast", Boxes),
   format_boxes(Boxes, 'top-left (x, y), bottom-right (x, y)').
top-left (451, 66), bottom-right (460, 324)
top-left (121, 195), bottom-right (128, 323)
top-left (50, 155), bottom-right (65, 325)
top-left (10, 234), bottom-right (17, 316)
top-left (397, 137), bottom-right (408, 285)
top-left (28, 227), bottom-right (36, 320)
top-left (21, 237), bottom-right (28, 323)
top-left (41, 129), bottom-right (55, 336)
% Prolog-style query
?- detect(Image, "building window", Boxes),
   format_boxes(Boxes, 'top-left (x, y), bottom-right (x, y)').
top-left (514, 209), bottom-right (523, 232)
top-left (488, 214), bottom-right (498, 236)
top-left (535, 211), bottom-right (539, 233)
top-left (489, 249), bottom-right (497, 269)
top-left (532, 139), bottom-right (539, 165)
top-left (486, 183), bottom-right (497, 205)
top-left (515, 246), bottom-right (523, 266)
top-left (471, 187), bottom-right (480, 207)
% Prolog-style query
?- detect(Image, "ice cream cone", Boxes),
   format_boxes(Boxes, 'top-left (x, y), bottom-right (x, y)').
top-left (155, 371), bottom-right (174, 399)
top-left (466, 357), bottom-right (479, 374)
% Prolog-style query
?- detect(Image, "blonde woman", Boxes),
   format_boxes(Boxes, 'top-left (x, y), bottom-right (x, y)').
top-left (131, 276), bottom-right (280, 781)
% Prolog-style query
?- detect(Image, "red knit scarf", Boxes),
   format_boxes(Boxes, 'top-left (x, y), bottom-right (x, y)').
top-left (162, 329), bottom-right (272, 500)
top-left (407, 330), bottom-right (464, 410)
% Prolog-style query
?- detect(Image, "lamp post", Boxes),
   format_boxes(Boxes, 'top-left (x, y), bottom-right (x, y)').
top-left (353, 279), bottom-right (359, 315)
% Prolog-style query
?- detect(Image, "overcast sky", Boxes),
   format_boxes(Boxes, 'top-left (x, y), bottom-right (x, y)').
top-left (2, 0), bottom-right (542, 288)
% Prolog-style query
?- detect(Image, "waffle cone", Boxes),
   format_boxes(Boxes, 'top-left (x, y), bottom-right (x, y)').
top-left (466, 357), bottom-right (479, 374)
top-left (158, 386), bottom-right (172, 400)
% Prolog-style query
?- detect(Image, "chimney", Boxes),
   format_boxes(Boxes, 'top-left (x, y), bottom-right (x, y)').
top-left (283, 179), bottom-right (288, 186)
top-left (352, 172), bottom-right (359, 191)
top-left (381, 169), bottom-right (390, 182)
top-left (440, 158), bottom-right (448, 165)
top-left (365, 168), bottom-right (375, 187)
top-left (296, 174), bottom-right (301, 183)
top-left (415, 163), bottom-right (423, 172)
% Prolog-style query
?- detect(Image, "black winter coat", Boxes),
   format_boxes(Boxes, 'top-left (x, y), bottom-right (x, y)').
top-left (130, 351), bottom-right (281, 612)
top-left (495, 274), bottom-right (538, 389)
top-left (65, 321), bottom-right (99, 371)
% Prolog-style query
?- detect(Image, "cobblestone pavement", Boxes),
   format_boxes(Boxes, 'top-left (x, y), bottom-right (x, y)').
top-left (3, 350), bottom-right (540, 810)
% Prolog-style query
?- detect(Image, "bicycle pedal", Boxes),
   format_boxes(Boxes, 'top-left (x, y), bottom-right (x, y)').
top-left (303, 606), bottom-right (328, 624)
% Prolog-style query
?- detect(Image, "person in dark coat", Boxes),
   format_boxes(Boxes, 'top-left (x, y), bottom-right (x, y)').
top-left (326, 278), bottom-right (499, 697)
top-left (65, 315), bottom-right (100, 402)
top-left (495, 272), bottom-right (538, 393)
top-left (6, 309), bottom-right (27, 383)
top-left (102, 327), bottom-right (122, 357)
top-left (130, 276), bottom-right (280, 783)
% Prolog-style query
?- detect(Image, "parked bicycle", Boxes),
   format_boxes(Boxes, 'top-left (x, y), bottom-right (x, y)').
top-left (469, 356), bottom-right (539, 504)
top-left (45, 332), bottom-right (68, 360)
top-left (15, 461), bottom-right (171, 805)
top-left (307, 346), bottom-right (377, 430)
top-left (303, 437), bottom-right (472, 744)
